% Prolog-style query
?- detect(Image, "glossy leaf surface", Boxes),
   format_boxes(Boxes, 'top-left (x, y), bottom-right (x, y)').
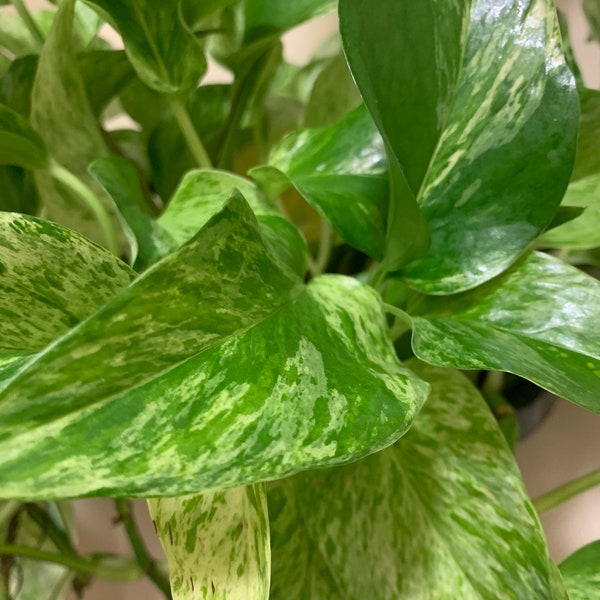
top-left (0, 212), bottom-right (134, 353)
top-left (410, 252), bottom-right (600, 413)
top-left (272, 362), bottom-right (566, 599)
top-left (0, 196), bottom-right (427, 498)
top-left (341, 0), bottom-right (578, 292)
top-left (30, 0), bottom-right (114, 245)
top-left (559, 540), bottom-right (600, 600)
top-left (0, 103), bottom-right (48, 169)
top-left (149, 485), bottom-right (270, 599)
top-left (252, 105), bottom-right (388, 260)
top-left (86, 0), bottom-right (206, 93)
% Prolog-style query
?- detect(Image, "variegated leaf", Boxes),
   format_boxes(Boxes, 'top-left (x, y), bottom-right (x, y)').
top-left (85, 0), bottom-right (206, 93)
top-left (559, 540), bottom-right (600, 600)
top-left (251, 105), bottom-right (388, 260)
top-left (272, 362), bottom-right (566, 599)
top-left (0, 212), bottom-right (135, 353)
top-left (159, 169), bottom-right (306, 276)
top-left (410, 252), bottom-right (600, 413)
top-left (0, 194), bottom-right (427, 499)
top-left (148, 485), bottom-right (269, 599)
top-left (340, 0), bottom-right (578, 292)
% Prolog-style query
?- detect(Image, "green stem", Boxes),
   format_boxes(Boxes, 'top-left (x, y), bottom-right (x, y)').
top-left (169, 98), bottom-right (213, 169)
top-left (10, 0), bottom-right (45, 47)
top-left (0, 545), bottom-right (142, 582)
top-left (115, 500), bottom-right (172, 599)
top-left (0, 502), bottom-right (19, 528)
top-left (24, 504), bottom-right (75, 557)
top-left (314, 220), bottom-right (332, 275)
top-left (533, 467), bottom-right (600, 515)
top-left (48, 161), bottom-right (120, 256)
top-left (383, 302), bottom-right (413, 329)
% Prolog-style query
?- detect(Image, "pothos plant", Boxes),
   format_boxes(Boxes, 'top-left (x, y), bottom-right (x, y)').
top-left (0, 0), bottom-right (599, 598)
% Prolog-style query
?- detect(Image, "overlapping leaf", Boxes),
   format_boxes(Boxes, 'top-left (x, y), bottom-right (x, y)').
top-left (0, 103), bottom-right (48, 169)
top-left (340, 0), bottom-right (578, 292)
top-left (85, 0), bottom-right (206, 93)
top-left (30, 0), bottom-right (115, 247)
top-left (559, 540), bottom-right (600, 600)
top-left (271, 362), bottom-right (566, 599)
top-left (252, 105), bottom-right (388, 260)
top-left (244, 0), bottom-right (336, 42)
top-left (159, 169), bottom-right (306, 276)
top-left (409, 252), bottom-right (600, 413)
top-left (0, 212), bottom-right (134, 353)
top-left (0, 195), bottom-right (427, 499)
top-left (149, 485), bottom-right (270, 600)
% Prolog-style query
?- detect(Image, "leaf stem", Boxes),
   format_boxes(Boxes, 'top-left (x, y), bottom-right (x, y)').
top-left (314, 219), bottom-right (332, 275)
top-left (169, 97), bottom-right (213, 169)
top-left (24, 503), bottom-right (75, 557)
top-left (0, 545), bottom-right (142, 582)
top-left (114, 499), bottom-right (172, 599)
top-left (48, 161), bottom-right (120, 256)
top-left (533, 467), bottom-right (600, 515)
top-left (383, 302), bottom-right (413, 330)
top-left (10, 0), bottom-right (45, 47)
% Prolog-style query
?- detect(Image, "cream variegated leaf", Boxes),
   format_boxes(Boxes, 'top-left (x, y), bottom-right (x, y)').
top-left (148, 485), bottom-right (269, 600)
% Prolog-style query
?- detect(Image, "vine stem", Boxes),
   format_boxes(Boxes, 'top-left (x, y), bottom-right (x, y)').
top-left (48, 161), bottom-right (120, 256)
top-left (533, 467), bottom-right (600, 515)
top-left (10, 0), bottom-right (45, 47)
top-left (169, 98), bottom-right (213, 169)
top-left (114, 499), bottom-right (172, 599)
top-left (0, 545), bottom-right (142, 582)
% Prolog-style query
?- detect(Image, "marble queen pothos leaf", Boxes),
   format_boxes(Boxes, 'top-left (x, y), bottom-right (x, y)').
top-left (148, 484), bottom-right (270, 600)
top-left (251, 105), bottom-right (388, 260)
top-left (270, 362), bottom-right (566, 600)
top-left (340, 0), bottom-right (578, 293)
top-left (0, 212), bottom-right (135, 353)
top-left (0, 194), bottom-right (427, 499)
top-left (409, 252), bottom-right (600, 413)
top-left (559, 540), bottom-right (600, 600)
top-left (85, 0), bottom-right (206, 93)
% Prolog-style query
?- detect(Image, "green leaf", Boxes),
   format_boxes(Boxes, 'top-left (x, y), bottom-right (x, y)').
top-left (559, 540), bottom-right (600, 600)
top-left (148, 484), bottom-right (270, 600)
top-left (0, 10), bottom-right (50, 56)
top-left (0, 212), bottom-right (135, 353)
top-left (85, 0), bottom-right (206, 94)
top-left (584, 0), bottom-right (600, 42)
top-left (78, 50), bottom-right (134, 117)
top-left (158, 169), bottom-right (306, 276)
top-left (540, 175), bottom-right (600, 249)
top-left (0, 165), bottom-right (38, 214)
top-left (89, 156), bottom-right (177, 269)
top-left (340, 0), bottom-right (579, 293)
top-left (304, 53), bottom-right (362, 128)
top-left (272, 362), bottom-right (566, 599)
top-left (30, 0), bottom-right (115, 246)
top-left (571, 88), bottom-right (600, 182)
top-left (0, 103), bottom-right (48, 169)
top-left (251, 105), bottom-right (388, 260)
top-left (410, 252), bottom-right (600, 413)
top-left (244, 0), bottom-right (336, 41)
top-left (0, 195), bottom-right (428, 499)
top-left (159, 169), bottom-right (275, 245)
top-left (0, 55), bottom-right (38, 116)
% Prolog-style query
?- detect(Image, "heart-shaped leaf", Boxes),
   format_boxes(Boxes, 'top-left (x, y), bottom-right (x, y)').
top-left (0, 212), bottom-right (135, 353)
top-left (270, 362), bottom-right (566, 599)
top-left (149, 485), bottom-right (270, 600)
top-left (0, 194), bottom-right (427, 499)
top-left (251, 105), bottom-right (388, 260)
top-left (0, 103), bottom-right (48, 170)
top-left (409, 252), bottom-right (600, 413)
top-left (340, 0), bottom-right (579, 292)
top-left (85, 0), bottom-right (206, 94)
top-left (559, 540), bottom-right (600, 600)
